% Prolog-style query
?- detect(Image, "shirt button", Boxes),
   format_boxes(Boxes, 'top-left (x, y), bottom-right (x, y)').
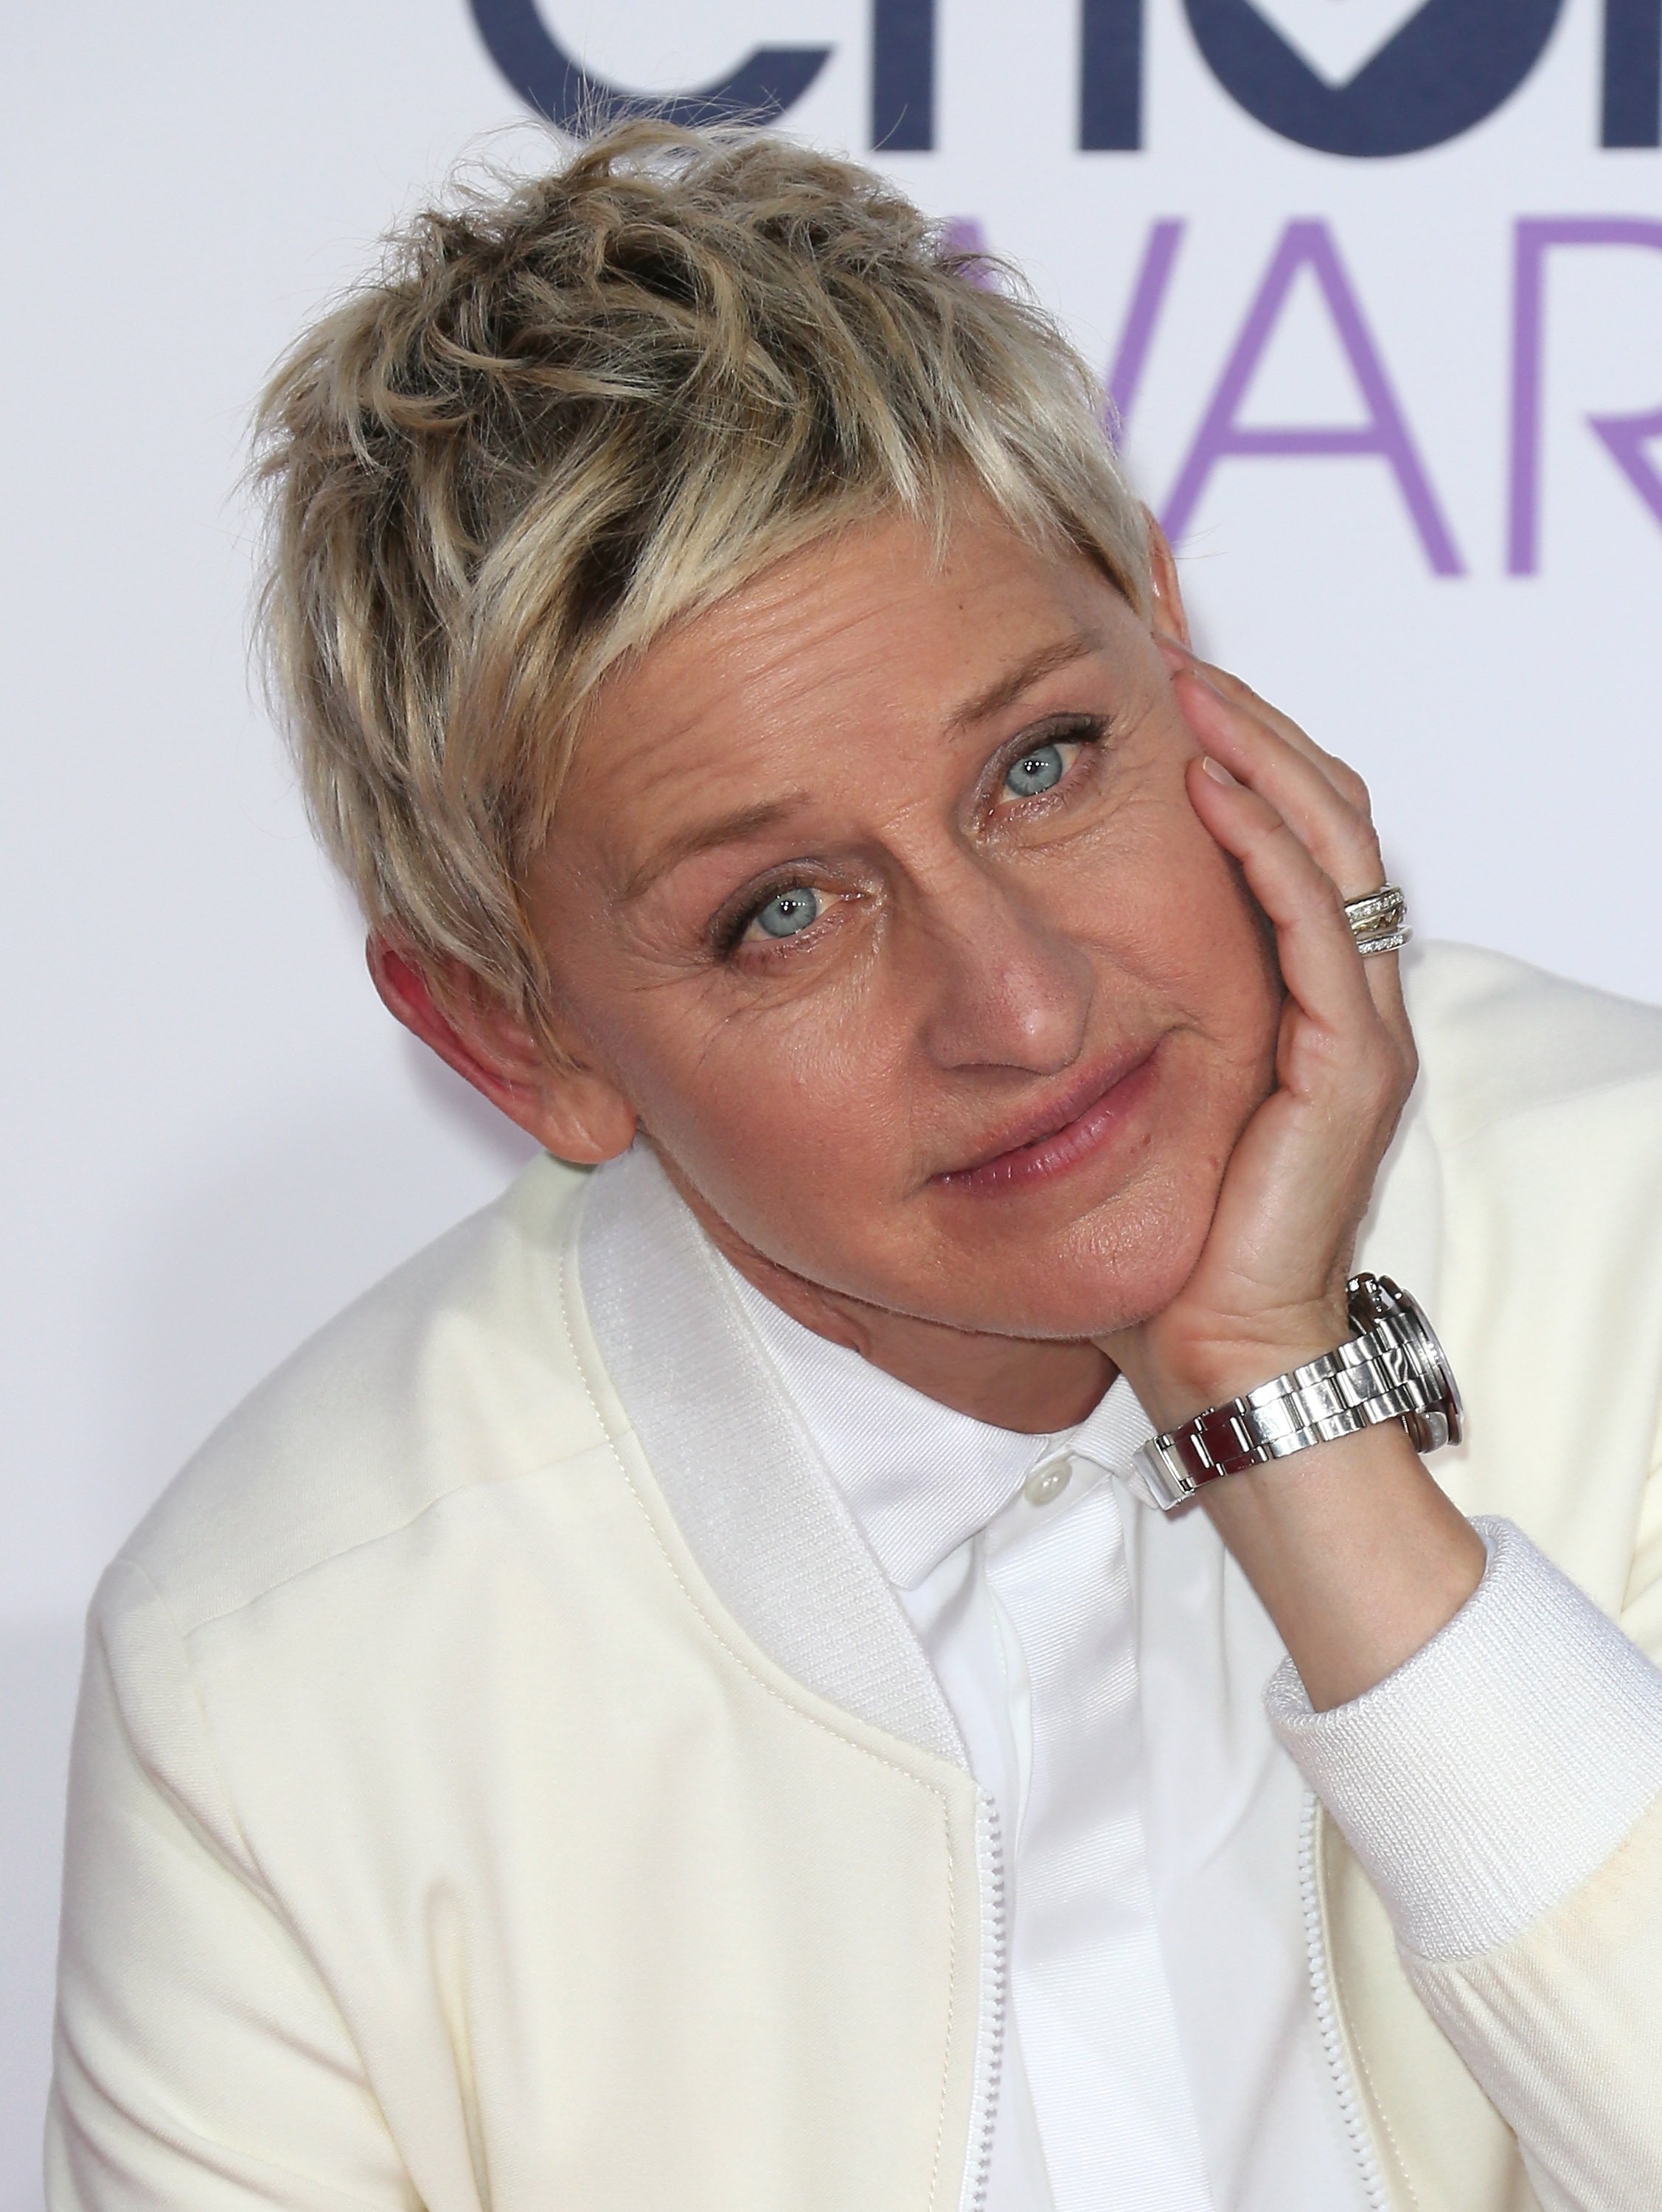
top-left (1023, 1457), bottom-right (1072, 1507)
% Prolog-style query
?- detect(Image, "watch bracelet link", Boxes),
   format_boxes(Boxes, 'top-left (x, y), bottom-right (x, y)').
top-left (1132, 1273), bottom-right (1463, 1513)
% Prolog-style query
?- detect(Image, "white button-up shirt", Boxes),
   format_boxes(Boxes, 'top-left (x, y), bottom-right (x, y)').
top-left (726, 1266), bottom-right (1373, 2211)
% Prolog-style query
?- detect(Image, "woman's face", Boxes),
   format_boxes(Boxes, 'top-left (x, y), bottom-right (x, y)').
top-left (529, 505), bottom-right (1282, 1341)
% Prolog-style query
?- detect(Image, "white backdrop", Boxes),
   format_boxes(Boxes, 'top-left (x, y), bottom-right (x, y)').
top-left (4, 1), bottom-right (1659, 2198)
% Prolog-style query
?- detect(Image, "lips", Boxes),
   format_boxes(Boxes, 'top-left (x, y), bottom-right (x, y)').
top-left (933, 1044), bottom-right (1160, 1194)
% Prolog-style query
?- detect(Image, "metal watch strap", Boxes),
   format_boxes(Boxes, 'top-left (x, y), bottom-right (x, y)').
top-left (1132, 1273), bottom-right (1464, 1512)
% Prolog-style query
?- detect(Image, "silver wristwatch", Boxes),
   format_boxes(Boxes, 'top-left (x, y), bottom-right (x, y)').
top-left (1131, 1274), bottom-right (1464, 1513)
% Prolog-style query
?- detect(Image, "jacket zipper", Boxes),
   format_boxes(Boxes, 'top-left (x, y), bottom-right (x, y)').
top-left (962, 1787), bottom-right (1376, 2210)
top-left (957, 1790), bottom-right (1007, 2212)
top-left (1299, 1790), bottom-right (1392, 2211)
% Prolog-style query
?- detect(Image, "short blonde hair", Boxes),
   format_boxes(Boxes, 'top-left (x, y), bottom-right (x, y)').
top-left (253, 119), bottom-right (1150, 1032)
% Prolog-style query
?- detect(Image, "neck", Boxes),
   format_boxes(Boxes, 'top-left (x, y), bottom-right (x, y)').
top-left (664, 1161), bottom-right (1115, 1435)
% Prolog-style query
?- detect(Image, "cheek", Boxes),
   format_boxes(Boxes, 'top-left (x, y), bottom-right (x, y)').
top-left (1051, 772), bottom-right (1278, 1050)
top-left (595, 985), bottom-right (908, 1237)
top-left (1171, 853), bottom-right (1279, 1040)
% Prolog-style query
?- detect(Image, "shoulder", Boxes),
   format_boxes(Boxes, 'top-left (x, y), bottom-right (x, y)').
top-left (1405, 940), bottom-right (1662, 1150)
top-left (116, 1153), bottom-right (607, 1637)
top-left (1391, 947), bottom-right (1662, 1601)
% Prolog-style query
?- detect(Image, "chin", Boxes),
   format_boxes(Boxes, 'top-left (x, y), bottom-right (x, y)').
top-left (917, 1173), bottom-right (1216, 1343)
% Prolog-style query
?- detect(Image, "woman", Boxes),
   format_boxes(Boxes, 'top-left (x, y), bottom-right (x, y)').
top-left (49, 122), bottom-right (1662, 2211)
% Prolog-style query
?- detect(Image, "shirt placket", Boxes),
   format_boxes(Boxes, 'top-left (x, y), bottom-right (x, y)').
top-left (981, 1455), bottom-right (1215, 2212)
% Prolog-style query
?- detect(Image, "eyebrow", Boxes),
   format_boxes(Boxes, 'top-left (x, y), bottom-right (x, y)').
top-left (945, 633), bottom-right (1100, 732)
top-left (619, 795), bottom-right (809, 903)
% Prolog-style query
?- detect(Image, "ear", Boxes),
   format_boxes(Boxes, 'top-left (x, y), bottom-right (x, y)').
top-left (366, 935), bottom-right (639, 1166)
top-left (1142, 509), bottom-right (1191, 649)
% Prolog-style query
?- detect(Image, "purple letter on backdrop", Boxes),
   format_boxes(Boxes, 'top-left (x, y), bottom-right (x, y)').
top-left (1162, 221), bottom-right (1463, 576)
top-left (1508, 219), bottom-right (1662, 575)
top-left (939, 217), bottom-right (995, 287)
top-left (1105, 220), bottom-right (1186, 445)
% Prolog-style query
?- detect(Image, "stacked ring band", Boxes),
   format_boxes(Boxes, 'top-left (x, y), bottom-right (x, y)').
top-left (1343, 883), bottom-right (1411, 958)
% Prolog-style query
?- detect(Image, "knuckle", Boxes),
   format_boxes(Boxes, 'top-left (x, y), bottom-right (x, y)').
top-left (1339, 833), bottom-right (1385, 895)
top-left (1358, 1036), bottom-right (1397, 1093)
top-left (1290, 872), bottom-right (1337, 922)
top-left (1308, 871), bottom-right (1346, 917)
top-left (1337, 765), bottom-right (1372, 815)
top-left (1247, 811), bottom-right (1299, 865)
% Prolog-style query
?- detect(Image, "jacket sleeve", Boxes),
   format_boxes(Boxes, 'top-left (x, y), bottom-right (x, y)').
top-left (47, 1560), bottom-right (420, 2212)
top-left (1267, 1510), bottom-right (1662, 2212)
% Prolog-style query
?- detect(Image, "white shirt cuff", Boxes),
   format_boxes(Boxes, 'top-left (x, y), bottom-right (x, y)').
top-left (1265, 1516), bottom-right (1662, 1961)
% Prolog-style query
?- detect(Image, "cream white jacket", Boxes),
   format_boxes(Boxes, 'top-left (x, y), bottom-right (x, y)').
top-left (48, 945), bottom-right (1662, 2212)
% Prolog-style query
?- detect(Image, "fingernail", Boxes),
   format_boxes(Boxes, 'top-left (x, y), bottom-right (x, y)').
top-left (1200, 754), bottom-right (1238, 786)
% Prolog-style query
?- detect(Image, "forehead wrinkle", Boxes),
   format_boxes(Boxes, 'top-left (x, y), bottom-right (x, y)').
top-left (597, 560), bottom-right (903, 785)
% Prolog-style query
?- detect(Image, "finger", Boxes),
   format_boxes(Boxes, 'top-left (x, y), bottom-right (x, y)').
top-left (1171, 667), bottom-right (1408, 1037)
top-left (1158, 638), bottom-right (1368, 813)
top-left (1158, 639), bottom-right (1371, 822)
top-left (1186, 755), bottom-right (1412, 1099)
top-left (1172, 671), bottom-right (1385, 908)
top-left (1198, 667), bottom-right (1373, 823)
top-left (1172, 670), bottom-right (1376, 872)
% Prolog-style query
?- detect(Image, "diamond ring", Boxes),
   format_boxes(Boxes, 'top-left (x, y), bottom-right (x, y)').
top-left (1343, 883), bottom-right (1410, 958)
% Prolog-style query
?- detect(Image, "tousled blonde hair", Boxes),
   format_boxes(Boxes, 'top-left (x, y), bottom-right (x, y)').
top-left (253, 119), bottom-right (1150, 1033)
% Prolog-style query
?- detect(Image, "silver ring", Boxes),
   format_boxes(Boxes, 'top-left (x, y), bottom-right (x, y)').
top-left (1343, 883), bottom-right (1411, 959)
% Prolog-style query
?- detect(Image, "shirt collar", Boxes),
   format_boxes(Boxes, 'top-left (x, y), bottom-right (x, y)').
top-left (722, 1259), bottom-right (1158, 1591)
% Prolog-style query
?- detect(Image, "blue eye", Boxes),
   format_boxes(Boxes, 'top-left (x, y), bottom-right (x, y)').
top-left (1004, 742), bottom-right (1067, 798)
top-left (751, 886), bottom-right (821, 939)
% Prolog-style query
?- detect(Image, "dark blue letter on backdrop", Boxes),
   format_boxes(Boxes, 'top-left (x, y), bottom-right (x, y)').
top-left (1603, 0), bottom-right (1662, 146)
top-left (1181, 0), bottom-right (1565, 157)
top-left (1079, 0), bottom-right (1144, 150)
top-left (873, 0), bottom-right (936, 149)
top-left (470, 0), bottom-right (1655, 155)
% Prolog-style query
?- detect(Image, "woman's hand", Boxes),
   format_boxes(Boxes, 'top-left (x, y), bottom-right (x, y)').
top-left (1099, 641), bottom-right (1416, 1427)
top-left (1099, 642), bottom-right (1484, 1710)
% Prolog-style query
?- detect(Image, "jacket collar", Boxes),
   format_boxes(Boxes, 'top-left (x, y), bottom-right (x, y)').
top-left (576, 1139), bottom-right (966, 1765)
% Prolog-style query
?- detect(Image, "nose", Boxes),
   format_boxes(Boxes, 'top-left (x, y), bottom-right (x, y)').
top-left (907, 858), bottom-right (1093, 1077)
